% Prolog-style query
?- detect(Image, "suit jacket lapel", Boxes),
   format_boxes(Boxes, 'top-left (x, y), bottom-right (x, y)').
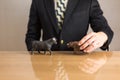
top-left (44, 0), bottom-right (59, 34)
top-left (63, 0), bottom-right (80, 26)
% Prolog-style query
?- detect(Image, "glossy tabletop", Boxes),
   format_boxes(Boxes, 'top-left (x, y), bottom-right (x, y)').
top-left (0, 51), bottom-right (120, 80)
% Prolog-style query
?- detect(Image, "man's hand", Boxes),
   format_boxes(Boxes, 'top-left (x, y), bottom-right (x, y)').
top-left (78, 32), bottom-right (108, 53)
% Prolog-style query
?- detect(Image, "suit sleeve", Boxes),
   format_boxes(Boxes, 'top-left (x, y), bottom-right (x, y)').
top-left (25, 0), bottom-right (42, 51)
top-left (89, 0), bottom-right (114, 50)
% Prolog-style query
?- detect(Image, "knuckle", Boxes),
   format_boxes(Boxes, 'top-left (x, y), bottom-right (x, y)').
top-left (86, 40), bottom-right (91, 45)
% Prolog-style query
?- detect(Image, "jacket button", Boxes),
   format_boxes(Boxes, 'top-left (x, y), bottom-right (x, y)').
top-left (61, 40), bottom-right (64, 44)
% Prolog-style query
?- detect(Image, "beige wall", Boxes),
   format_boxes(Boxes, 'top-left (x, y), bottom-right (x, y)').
top-left (0, 0), bottom-right (31, 51)
top-left (0, 0), bottom-right (120, 51)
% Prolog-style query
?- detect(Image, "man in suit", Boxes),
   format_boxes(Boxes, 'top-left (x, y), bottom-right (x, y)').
top-left (25, 0), bottom-right (114, 52)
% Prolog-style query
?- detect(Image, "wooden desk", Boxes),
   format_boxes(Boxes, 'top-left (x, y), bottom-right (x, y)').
top-left (0, 51), bottom-right (120, 80)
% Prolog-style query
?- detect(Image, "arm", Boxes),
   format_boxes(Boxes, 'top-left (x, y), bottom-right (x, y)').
top-left (89, 0), bottom-right (113, 50)
top-left (78, 0), bottom-right (114, 52)
top-left (25, 0), bottom-right (42, 51)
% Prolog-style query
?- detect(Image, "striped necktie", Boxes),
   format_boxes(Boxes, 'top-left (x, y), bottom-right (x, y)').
top-left (55, 0), bottom-right (68, 30)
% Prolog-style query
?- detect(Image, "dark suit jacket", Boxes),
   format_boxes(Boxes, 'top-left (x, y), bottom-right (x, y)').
top-left (25, 0), bottom-right (114, 51)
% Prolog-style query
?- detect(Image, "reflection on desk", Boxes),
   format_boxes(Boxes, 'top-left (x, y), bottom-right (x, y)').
top-left (0, 51), bottom-right (120, 80)
top-left (31, 51), bottom-right (112, 80)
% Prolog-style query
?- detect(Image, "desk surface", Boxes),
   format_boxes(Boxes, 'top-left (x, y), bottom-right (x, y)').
top-left (0, 51), bottom-right (120, 80)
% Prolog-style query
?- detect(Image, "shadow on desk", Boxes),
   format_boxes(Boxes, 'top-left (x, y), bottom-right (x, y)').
top-left (30, 51), bottom-right (112, 80)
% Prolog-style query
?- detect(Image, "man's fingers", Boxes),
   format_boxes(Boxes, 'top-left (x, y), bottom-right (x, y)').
top-left (80, 36), bottom-right (96, 50)
top-left (83, 40), bottom-right (99, 52)
top-left (77, 32), bottom-right (108, 53)
top-left (78, 32), bottom-right (96, 46)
